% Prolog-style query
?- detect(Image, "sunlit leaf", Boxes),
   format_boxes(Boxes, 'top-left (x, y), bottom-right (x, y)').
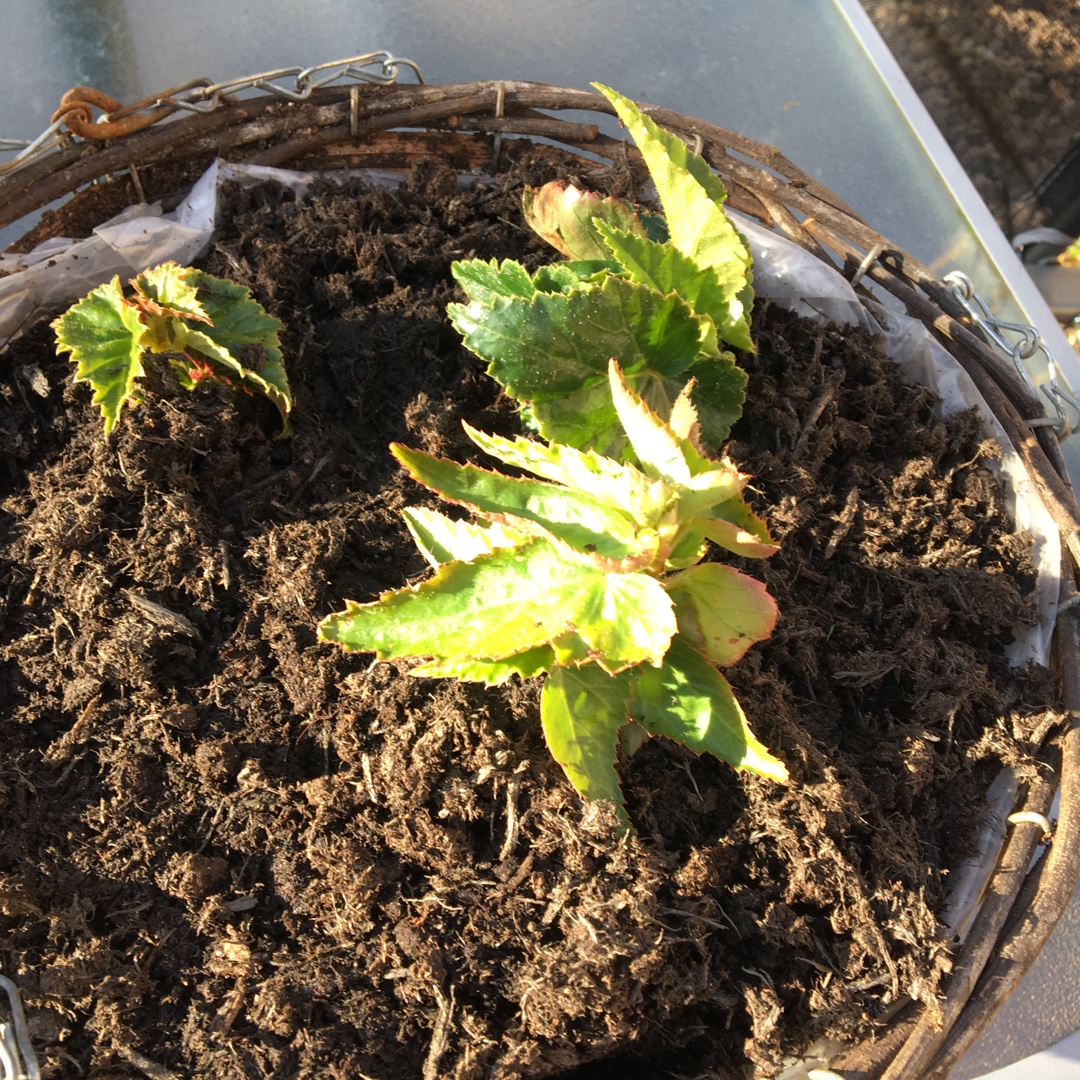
top-left (452, 258), bottom-right (537, 305)
top-left (597, 222), bottom-right (737, 334)
top-left (52, 262), bottom-right (292, 433)
top-left (665, 563), bottom-right (778, 665)
top-left (542, 665), bottom-right (635, 829)
top-left (319, 537), bottom-right (676, 675)
top-left (131, 261), bottom-right (211, 325)
top-left (631, 638), bottom-right (787, 780)
top-left (462, 423), bottom-right (666, 526)
top-left (595, 84), bottom-right (754, 351)
top-left (533, 260), bottom-right (619, 293)
top-left (182, 270), bottom-right (290, 425)
top-left (52, 277), bottom-right (147, 434)
top-left (692, 505), bottom-right (778, 558)
top-left (608, 359), bottom-right (693, 484)
top-left (402, 507), bottom-right (526, 568)
top-left (392, 443), bottom-right (647, 564)
top-left (449, 273), bottom-right (710, 399)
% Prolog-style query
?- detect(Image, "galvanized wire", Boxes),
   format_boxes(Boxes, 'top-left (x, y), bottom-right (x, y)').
top-left (0, 50), bottom-right (423, 179)
top-left (945, 269), bottom-right (1080, 438)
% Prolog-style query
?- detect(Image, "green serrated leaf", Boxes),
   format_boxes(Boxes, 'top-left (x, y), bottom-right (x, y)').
top-left (451, 273), bottom-right (711, 396)
top-left (631, 638), bottom-right (788, 781)
top-left (392, 442), bottom-right (651, 565)
top-left (541, 664), bottom-right (635, 828)
top-left (533, 261), bottom-right (618, 294)
top-left (52, 277), bottom-right (147, 434)
top-left (462, 423), bottom-right (666, 526)
top-left (54, 263), bottom-right (292, 433)
top-left (451, 276), bottom-right (726, 457)
top-left (595, 84), bottom-right (754, 352)
top-left (665, 563), bottom-right (778, 666)
top-left (526, 380), bottom-right (635, 459)
top-left (181, 270), bottom-right (291, 424)
top-left (523, 181), bottom-right (646, 261)
top-left (401, 507), bottom-right (526, 568)
top-left (318, 537), bottom-right (676, 674)
top-left (597, 222), bottom-right (734, 329)
top-left (452, 258), bottom-right (537, 305)
top-left (412, 645), bottom-right (556, 685)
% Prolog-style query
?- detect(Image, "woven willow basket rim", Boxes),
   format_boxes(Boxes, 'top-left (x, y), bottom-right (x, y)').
top-left (3, 79), bottom-right (1078, 1080)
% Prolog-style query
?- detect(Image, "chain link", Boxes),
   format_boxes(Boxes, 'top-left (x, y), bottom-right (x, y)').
top-left (0, 50), bottom-right (423, 179)
top-left (944, 270), bottom-right (1079, 438)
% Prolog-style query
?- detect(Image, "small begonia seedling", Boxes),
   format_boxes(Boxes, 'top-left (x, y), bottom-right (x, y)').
top-left (320, 362), bottom-right (786, 828)
top-left (53, 261), bottom-right (291, 433)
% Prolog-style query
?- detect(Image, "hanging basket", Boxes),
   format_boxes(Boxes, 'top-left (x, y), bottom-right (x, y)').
top-left (2, 78), bottom-right (1079, 1080)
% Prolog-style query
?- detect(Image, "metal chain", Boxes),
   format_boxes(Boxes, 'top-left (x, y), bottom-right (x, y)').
top-left (944, 270), bottom-right (1079, 438)
top-left (0, 50), bottom-right (423, 180)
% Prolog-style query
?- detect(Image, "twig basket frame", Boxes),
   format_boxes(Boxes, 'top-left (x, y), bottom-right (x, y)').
top-left (3, 79), bottom-right (1078, 1080)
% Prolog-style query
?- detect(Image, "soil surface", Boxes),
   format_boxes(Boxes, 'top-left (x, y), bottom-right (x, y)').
top-left (0, 152), bottom-right (1056, 1079)
top-left (860, 0), bottom-right (1080, 236)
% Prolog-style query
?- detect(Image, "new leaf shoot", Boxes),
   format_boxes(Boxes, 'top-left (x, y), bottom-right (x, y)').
top-left (53, 261), bottom-right (292, 433)
top-left (449, 88), bottom-right (755, 457)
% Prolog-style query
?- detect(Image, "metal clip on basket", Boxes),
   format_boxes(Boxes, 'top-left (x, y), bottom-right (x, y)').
top-left (1, 67), bottom-right (1078, 1080)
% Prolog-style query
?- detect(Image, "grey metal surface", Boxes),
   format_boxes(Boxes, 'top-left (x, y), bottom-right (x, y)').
top-left (0, 0), bottom-right (1060, 305)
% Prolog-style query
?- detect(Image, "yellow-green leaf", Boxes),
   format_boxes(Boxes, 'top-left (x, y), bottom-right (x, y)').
top-left (392, 442), bottom-right (648, 565)
top-left (665, 563), bottom-right (778, 666)
top-left (402, 507), bottom-right (526, 568)
top-left (595, 84), bottom-right (754, 352)
top-left (318, 538), bottom-right (676, 675)
top-left (52, 277), bottom-right (147, 434)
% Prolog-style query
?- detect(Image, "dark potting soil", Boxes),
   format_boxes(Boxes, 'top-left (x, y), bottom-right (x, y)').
top-left (0, 150), bottom-right (1058, 1080)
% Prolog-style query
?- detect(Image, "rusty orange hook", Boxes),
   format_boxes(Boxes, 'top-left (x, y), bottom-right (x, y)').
top-left (52, 85), bottom-right (177, 140)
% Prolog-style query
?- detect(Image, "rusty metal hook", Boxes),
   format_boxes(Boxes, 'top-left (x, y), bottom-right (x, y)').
top-left (51, 85), bottom-right (178, 140)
